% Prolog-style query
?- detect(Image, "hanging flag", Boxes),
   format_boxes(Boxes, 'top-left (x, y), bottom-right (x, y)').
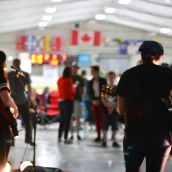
top-left (52, 37), bottom-right (61, 51)
top-left (43, 36), bottom-right (51, 52)
top-left (71, 30), bottom-right (101, 46)
top-left (16, 35), bottom-right (26, 50)
top-left (16, 35), bottom-right (63, 52)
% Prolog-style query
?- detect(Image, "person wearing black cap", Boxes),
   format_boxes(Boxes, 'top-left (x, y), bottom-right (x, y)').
top-left (116, 41), bottom-right (172, 172)
top-left (0, 50), bottom-right (18, 171)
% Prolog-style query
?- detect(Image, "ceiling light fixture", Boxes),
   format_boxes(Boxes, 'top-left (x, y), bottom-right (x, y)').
top-left (51, 0), bottom-right (63, 2)
top-left (104, 7), bottom-right (117, 14)
top-left (95, 14), bottom-right (106, 20)
top-left (42, 15), bottom-right (53, 21)
top-left (118, 0), bottom-right (132, 5)
top-left (160, 27), bottom-right (172, 34)
top-left (45, 7), bottom-right (56, 13)
top-left (38, 21), bottom-right (48, 27)
top-left (165, 0), bottom-right (171, 4)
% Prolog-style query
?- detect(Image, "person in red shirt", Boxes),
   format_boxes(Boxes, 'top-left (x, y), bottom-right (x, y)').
top-left (57, 67), bottom-right (75, 144)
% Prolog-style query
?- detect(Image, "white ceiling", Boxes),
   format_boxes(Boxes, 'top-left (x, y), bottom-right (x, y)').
top-left (0, 0), bottom-right (172, 36)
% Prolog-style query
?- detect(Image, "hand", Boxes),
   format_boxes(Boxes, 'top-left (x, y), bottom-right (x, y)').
top-left (10, 106), bottom-right (19, 119)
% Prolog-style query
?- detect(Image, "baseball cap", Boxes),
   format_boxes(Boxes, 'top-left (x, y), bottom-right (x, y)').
top-left (138, 41), bottom-right (164, 59)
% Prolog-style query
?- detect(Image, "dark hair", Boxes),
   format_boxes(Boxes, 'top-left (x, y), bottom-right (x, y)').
top-left (13, 58), bottom-right (21, 68)
top-left (138, 41), bottom-right (164, 62)
top-left (107, 71), bottom-right (116, 76)
top-left (81, 70), bottom-right (86, 76)
top-left (63, 66), bottom-right (71, 78)
top-left (91, 65), bottom-right (99, 72)
top-left (0, 50), bottom-right (6, 64)
top-left (0, 50), bottom-right (7, 82)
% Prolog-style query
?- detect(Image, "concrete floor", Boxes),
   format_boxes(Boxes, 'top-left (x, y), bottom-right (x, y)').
top-left (9, 122), bottom-right (172, 172)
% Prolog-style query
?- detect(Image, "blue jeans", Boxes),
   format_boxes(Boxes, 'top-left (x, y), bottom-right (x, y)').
top-left (58, 100), bottom-right (73, 140)
top-left (123, 132), bottom-right (171, 172)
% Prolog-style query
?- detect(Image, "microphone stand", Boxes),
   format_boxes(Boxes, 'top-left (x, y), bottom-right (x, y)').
top-left (11, 68), bottom-right (40, 172)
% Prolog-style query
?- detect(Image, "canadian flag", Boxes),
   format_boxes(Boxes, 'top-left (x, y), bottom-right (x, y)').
top-left (71, 30), bottom-right (101, 46)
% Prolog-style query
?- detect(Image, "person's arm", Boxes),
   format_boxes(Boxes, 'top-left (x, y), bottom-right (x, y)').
top-left (101, 96), bottom-right (109, 108)
top-left (0, 90), bottom-right (18, 118)
top-left (25, 73), bottom-right (37, 107)
top-left (115, 72), bottom-right (128, 115)
top-left (80, 77), bottom-right (85, 96)
top-left (117, 96), bottom-right (125, 115)
top-left (87, 80), bottom-right (93, 99)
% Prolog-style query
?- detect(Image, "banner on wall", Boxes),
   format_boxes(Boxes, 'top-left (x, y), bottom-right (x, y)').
top-left (71, 30), bottom-right (101, 46)
top-left (16, 35), bottom-right (62, 52)
top-left (119, 40), bottom-right (143, 55)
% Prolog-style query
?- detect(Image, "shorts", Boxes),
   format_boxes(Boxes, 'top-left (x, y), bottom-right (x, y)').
top-left (102, 107), bottom-right (118, 131)
top-left (73, 100), bottom-right (82, 118)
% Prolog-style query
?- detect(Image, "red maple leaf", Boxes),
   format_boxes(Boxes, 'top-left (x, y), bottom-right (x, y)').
top-left (82, 34), bottom-right (91, 42)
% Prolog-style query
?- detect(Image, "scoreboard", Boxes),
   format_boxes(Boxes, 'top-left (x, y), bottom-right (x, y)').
top-left (31, 53), bottom-right (67, 66)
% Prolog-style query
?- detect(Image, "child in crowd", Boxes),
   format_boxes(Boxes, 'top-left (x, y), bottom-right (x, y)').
top-left (101, 71), bottom-right (120, 148)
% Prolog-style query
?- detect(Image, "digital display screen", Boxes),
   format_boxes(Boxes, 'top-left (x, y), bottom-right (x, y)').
top-left (78, 54), bottom-right (91, 67)
top-left (30, 53), bottom-right (67, 66)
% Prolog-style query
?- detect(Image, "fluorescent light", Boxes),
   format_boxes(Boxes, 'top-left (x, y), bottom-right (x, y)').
top-left (51, 0), bottom-right (62, 2)
top-left (45, 7), bottom-right (56, 13)
top-left (160, 28), bottom-right (172, 34)
top-left (118, 0), bottom-right (132, 5)
top-left (95, 14), bottom-right (106, 20)
top-left (166, 0), bottom-right (171, 3)
top-left (42, 15), bottom-right (53, 21)
top-left (38, 21), bottom-right (48, 27)
top-left (104, 7), bottom-right (117, 14)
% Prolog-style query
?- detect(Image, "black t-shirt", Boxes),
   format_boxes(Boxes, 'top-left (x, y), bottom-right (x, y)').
top-left (116, 62), bottom-right (172, 135)
top-left (72, 75), bottom-right (84, 101)
top-left (8, 70), bottom-right (31, 105)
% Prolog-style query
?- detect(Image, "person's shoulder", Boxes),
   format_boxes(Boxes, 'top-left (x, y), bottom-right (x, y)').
top-left (88, 78), bottom-right (94, 82)
top-left (21, 70), bottom-right (29, 76)
top-left (99, 77), bottom-right (106, 81)
top-left (75, 75), bottom-right (83, 80)
top-left (155, 65), bottom-right (172, 75)
top-left (7, 71), bottom-right (14, 75)
top-left (121, 66), bottom-right (137, 77)
top-left (64, 77), bottom-right (73, 82)
top-left (7, 71), bottom-right (16, 78)
top-left (164, 67), bottom-right (172, 77)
